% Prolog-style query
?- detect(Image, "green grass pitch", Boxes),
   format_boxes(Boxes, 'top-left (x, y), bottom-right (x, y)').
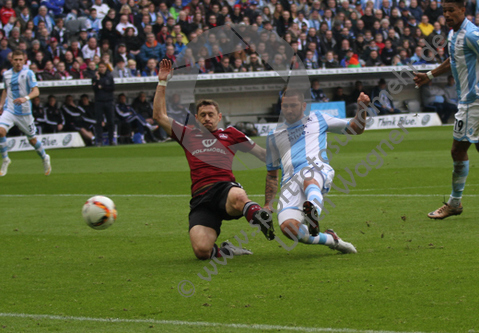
top-left (0, 126), bottom-right (478, 333)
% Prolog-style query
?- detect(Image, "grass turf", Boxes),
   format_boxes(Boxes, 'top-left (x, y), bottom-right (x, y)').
top-left (0, 126), bottom-right (478, 333)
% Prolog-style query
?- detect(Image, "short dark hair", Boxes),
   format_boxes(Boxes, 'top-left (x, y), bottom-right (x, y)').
top-left (196, 99), bottom-right (220, 114)
top-left (443, 0), bottom-right (465, 6)
top-left (282, 89), bottom-right (305, 103)
top-left (12, 49), bottom-right (24, 58)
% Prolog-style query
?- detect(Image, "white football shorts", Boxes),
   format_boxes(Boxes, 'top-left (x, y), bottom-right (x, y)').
top-left (453, 103), bottom-right (479, 143)
top-left (0, 111), bottom-right (37, 138)
top-left (276, 163), bottom-right (334, 226)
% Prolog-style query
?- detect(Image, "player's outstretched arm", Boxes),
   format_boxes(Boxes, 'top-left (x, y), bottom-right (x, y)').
top-left (248, 144), bottom-right (266, 163)
top-left (152, 59), bottom-right (173, 137)
top-left (346, 92), bottom-right (370, 135)
top-left (13, 86), bottom-right (39, 105)
top-left (413, 58), bottom-right (451, 88)
top-left (264, 169), bottom-right (279, 212)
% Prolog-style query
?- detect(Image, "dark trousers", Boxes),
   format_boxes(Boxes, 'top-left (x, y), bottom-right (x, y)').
top-left (95, 101), bottom-right (115, 145)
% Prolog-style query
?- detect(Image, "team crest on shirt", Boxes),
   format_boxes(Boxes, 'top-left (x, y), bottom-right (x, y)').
top-left (473, 31), bottom-right (479, 36)
top-left (202, 139), bottom-right (217, 147)
top-left (218, 133), bottom-right (228, 139)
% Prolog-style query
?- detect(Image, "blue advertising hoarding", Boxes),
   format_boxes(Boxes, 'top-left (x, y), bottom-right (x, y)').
top-left (306, 101), bottom-right (346, 119)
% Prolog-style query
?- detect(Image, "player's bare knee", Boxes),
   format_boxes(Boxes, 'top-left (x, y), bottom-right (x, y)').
top-left (230, 188), bottom-right (248, 211)
top-left (280, 221), bottom-right (299, 239)
top-left (193, 247), bottom-right (212, 260)
top-left (0, 128), bottom-right (6, 137)
top-left (28, 138), bottom-right (37, 146)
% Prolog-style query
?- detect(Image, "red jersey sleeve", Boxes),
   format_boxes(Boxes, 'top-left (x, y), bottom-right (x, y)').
top-left (226, 126), bottom-right (256, 153)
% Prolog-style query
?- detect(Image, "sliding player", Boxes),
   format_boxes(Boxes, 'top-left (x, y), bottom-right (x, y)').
top-left (414, 0), bottom-right (477, 219)
top-left (152, 59), bottom-right (274, 260)
top-left (0, 50), bottom-right (51, 177)
top-left (264, 89), bottom-right (371, 254)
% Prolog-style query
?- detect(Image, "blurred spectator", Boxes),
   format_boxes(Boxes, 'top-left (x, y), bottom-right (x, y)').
top-left (55, 61), bottom-right (72, 79)
top-left (365, 50), bottom-right (383, 66)
top-left (132, 91), bottom-right (164, 141)
top-left (215, 56), bottom-right (234, 73)
top-left (101, 53), bottom-right (114, 71)
top-left (139, 33), bottom-right (163, 68)
top-left (43, 95), bottom-right (64, 133)
top-left (46, 37), bottom-right (63, 62)
top-left (371, 78), bottom-right (402, 115)
top-left (121, 27), bottom-right (141, 58)
top-left (113, 42), bottom-right (133, 64)
top-left (0, 38), bottom-right (12, 69)
top-left (92, 61), bottom-right (116, 146)
top-left (32, 96), bottom-right (47, 134)
top-left (127, 59), bottom-right (140, 77)
top-left (40, 60), bottom-right (61, 80)
top-left (116, 14), bottom-right (138, 36)
top-left (92, 0), bottom-right (110, 20)
top-left (444, 75), bottom-right (458, 115)
top-left (0, 0), bottom-right (16, 26)
top-left (310, 79), bottom-right (329, 102)
top-left (42, 0), bottom-right (65, 18)
top-left (62, 94), bottom-right (95, 145)
top-left (69, 60), bottom-right (85, 79)
top-left (111, 59), bottom-right (131, 78)
top-left (115, 92), bottom-right (158, 144)
top-left (380, 39), bottom-right (396, 65)
top-left (246, 53), bottom-right (264, 71)
top-left (88, 8), bottom-right (102, 34)
top-left (33, 6), bottom-right (55, 33)
top-left (162, 45), bottom-right (176, 64)
top-left (418, 15), bottom-right (434, 37)
top-left (78, 94), bottom-right (97, 134)
top-left (340, 48), bottom-right (361, 67)
top-left (323, 50), bottom-right (340, 68)
top-left (304, 49), bottom-right (319, 69)
top-left (410, 46), bottom-right (427, 65)
top-left (332, 86), bottom-right (349, 104)
top-left (8, 27), bottom-right (21, 51)
top-left (422, 80), bottom-right (455, 123)
top-left (82, 37), bottom-right (101, 63)
top-left (99, 20), bottom-right (119, 50)
top-left (141, 58), bottom-right (158, 76)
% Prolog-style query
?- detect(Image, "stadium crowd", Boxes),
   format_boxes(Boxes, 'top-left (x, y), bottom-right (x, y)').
top-left (0, 0), bottom-right (467, 143)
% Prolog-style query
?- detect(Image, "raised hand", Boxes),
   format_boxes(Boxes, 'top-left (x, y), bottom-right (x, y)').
top-left (413, 72), bottom-right (429, 88)
top-left (158, 59), bottom-right (172, 82)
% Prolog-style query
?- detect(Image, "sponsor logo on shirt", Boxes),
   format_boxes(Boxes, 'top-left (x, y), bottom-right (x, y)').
top-left (218, 133), bottom-right (228, 139)
top-left (202, 139), bottom-right (217, 147)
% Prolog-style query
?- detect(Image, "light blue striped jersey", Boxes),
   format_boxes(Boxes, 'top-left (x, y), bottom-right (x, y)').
top-left (2, 68), bottom-right (38, 115)
top-left (448, 18), bottom-right (479, 104)
top-left (266, 111), bottom-right (349, 185)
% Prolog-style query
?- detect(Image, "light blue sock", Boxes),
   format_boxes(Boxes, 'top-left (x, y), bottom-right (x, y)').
top-left (0, 136), bottom-right (8, 159)
top-left (297, 224), bottom-right (330, 245)
top-left (305, 184), bottom-right (323, 213)
top-left (451, 160), bottom-right (469, 199)
top-left (33, 141), bottom-right (46, 159)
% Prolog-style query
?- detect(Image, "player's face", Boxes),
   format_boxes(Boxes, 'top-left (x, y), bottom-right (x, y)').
top-left (281, 95), bottom-right (306, 124)
top-left (12, 54), bottom-right (25, 71)
top-left (196, 105), bottom-right (222, 132)
top-left (443, 2), bottom-right (465, 31)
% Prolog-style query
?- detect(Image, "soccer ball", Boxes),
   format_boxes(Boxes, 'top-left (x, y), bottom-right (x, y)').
top-left (82, 196), bottom-right (117, 230)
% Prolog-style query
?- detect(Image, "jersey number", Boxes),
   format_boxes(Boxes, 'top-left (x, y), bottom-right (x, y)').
top-left (454, 119), bottom-right (464, 132)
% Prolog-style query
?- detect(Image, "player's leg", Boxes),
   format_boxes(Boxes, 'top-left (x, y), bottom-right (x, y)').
top-left (224, 186), bottom-right (275, 240)
top-left (0, 126), bottom-right (11, 176)
top-left (428, 139), bottom-right (470, 219)
top-left (188, 205), bottom-right (238, 259)
top-left (189, 225), bottom-right (220, 260)
top-left (0, 111), bottom-right (16, 175)
top-left (18, 115), bottom-right (51, 176)
top-left (104, 103), bottom-right (116, 145)
top-left (302, 176), bottom-right (324, 237)
top-left (428, 104), bottom-right (475, 219)
top-left (94, 102), bottom-right (104, 147)
top-left (278, 211), bottom-right (357, 254)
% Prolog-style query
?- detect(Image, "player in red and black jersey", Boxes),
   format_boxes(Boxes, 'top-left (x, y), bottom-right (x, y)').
top-left (153, 59), bottom-right (275, 260)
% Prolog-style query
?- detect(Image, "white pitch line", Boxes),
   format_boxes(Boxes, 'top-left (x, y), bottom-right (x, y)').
top-left (0, 193), bottom-right (477, 198)
top-left (0, 313), bottom-right (431, 333)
